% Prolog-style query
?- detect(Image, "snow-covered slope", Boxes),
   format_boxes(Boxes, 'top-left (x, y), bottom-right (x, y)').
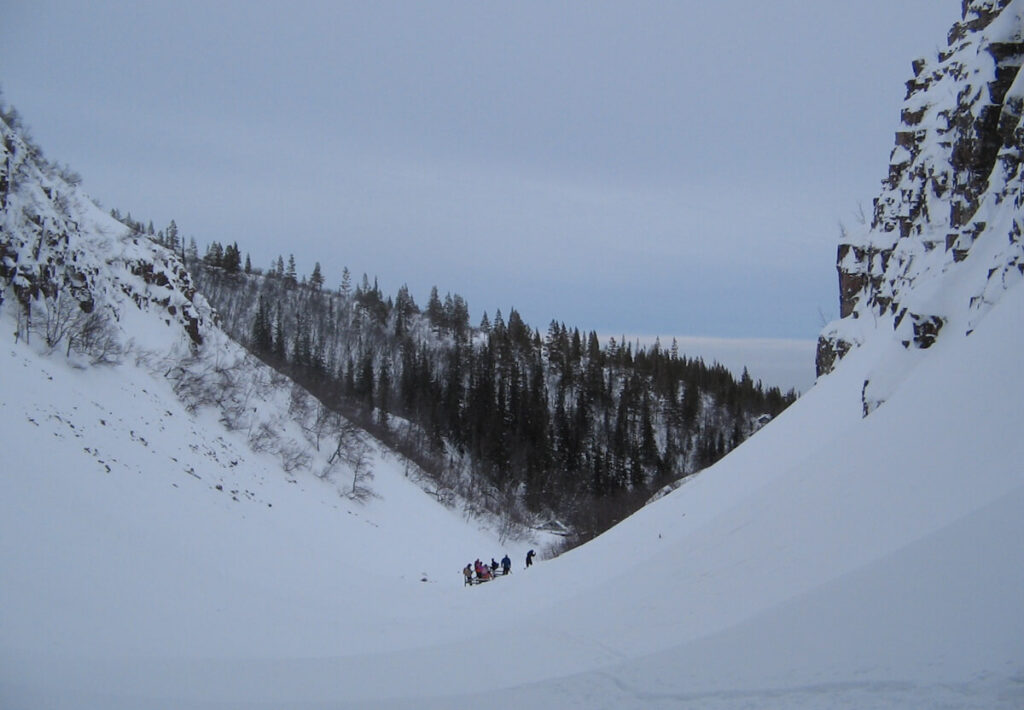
top-left (4, 224), bottom-right (1021, 709)
top-left (3, 1), bottom-right (1024, 708)
top-left (0, 107), bottom-right (528, 705)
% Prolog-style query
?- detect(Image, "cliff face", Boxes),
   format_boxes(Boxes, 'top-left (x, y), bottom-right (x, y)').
top-left (817, 0), bottom-right (1024, 386)
top-left (0, 115), bottom-right (211, 353)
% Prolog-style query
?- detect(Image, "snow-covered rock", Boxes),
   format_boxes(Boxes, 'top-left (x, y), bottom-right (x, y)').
top-left (817, 0), bottom-right (1024, 401)
top-left (0, 117), bottom-right (211, 353)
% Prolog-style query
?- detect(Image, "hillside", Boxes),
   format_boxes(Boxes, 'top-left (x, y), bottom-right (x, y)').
top-left (3, 1), bottom-right (1024, 708)
top-left (0, 103), bottom-right (531, 704)
top-left (185, 253), bottom-right (795, 546)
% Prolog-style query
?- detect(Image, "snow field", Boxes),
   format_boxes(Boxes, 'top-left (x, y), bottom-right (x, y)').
top-left (3, 285), bottom-right (1023, 708)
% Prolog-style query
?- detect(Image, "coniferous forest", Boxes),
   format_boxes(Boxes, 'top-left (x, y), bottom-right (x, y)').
top-left (151, 227), bottom-right (795, 548)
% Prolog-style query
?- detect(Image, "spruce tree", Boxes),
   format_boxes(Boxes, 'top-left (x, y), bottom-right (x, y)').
top-left (251, 295), bottom-right (273, 353)
top-left (284, 254), bottom-right (297, 287)
top-left (310, 262), bottom-right (324, 290)
top-left (222, 242), bottom-right (241, 273)
top-left (272, 305), bottom-right (286, 361)
top-left (340, 267), bottom-right (352, 297)
top-left (377, 358), bottom-right (392, 426)
top-left (166, 220), bottom-right (180, 253)
top-left (426, 286), bottom-right (443, 331)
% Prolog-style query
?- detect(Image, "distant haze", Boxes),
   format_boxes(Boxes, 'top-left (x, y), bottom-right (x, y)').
top-left (617, 334), bottom-right (816, 394)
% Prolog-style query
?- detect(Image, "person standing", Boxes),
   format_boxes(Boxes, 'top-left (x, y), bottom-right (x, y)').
top-left (501, 554), bottom-right (511, 575)
top-left (525, 549), bottom-right (535, 568)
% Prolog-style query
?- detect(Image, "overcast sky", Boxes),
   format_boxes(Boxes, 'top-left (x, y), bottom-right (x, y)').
top-left (1, 1), bottom-right (961, 390)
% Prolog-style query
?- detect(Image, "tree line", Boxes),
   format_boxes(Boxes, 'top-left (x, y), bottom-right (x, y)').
top-left (189, 244), bottom-right (796, 548)
top-left (1, 95), bottom-right (793, 548)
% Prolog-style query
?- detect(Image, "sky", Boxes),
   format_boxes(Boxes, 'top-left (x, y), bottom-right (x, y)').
top-left (0, 0), bottom-right (962, 388)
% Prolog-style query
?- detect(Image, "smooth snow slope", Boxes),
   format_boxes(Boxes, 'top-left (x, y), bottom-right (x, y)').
top-left (0, 328), bottom-right (521, 706)
top-left (3, 284), bottom-right (1023, 709)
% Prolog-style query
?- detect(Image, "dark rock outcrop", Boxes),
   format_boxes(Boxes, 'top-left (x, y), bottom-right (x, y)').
top-left (817, 0), bottom-right (1024, 378)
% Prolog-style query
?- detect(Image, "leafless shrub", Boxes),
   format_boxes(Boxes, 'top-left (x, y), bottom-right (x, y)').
top-left (328, 418), bottom-right (375, 502)
top-left (37, 291), bottom-right (80, 352)
top-left (249, 421), bottom-right (279, 454)
top-left (279, 439), bottom-right (311, 473)
top-left (33, 293), bottom-right (122, 365)
top-left (166, 361), bottom-right (213, 413)
top-left (496, 486), bottom-right (532, 545)
top-left (57, 163), bottom-right (82, 187)
top-left (70, 309), bottom-right (122, 365)
top-left (288, 382), bottom-right (312, 419)
top-left (220, 398), bottom-right (249, 432)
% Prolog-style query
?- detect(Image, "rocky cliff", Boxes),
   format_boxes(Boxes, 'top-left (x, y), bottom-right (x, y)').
top-left (0, 113), bottom-right (211, 354)
top-left (817, 0), bottom-right (1024, 391)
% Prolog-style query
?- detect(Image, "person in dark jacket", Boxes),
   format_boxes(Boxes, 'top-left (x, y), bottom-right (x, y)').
top-left (525, 549), bottom-right (536, 568)
top-left (501, 554), bottom-right (512, 575)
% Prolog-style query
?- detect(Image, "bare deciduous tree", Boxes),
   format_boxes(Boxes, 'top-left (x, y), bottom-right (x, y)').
top-left (279, 439), bottom-right (311, 473)
top-left (70, 309), bottom-right (122, 365)
top-left (328, 418), bottom-right (375, 502)
top-left (303, 400), bottom-right (338, 452)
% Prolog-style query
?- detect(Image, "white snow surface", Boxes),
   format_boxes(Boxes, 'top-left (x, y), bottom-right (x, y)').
top-left (3, 2), bottom-right (1024, 703)
top-left (3, 234), bottom-right (1024, 710)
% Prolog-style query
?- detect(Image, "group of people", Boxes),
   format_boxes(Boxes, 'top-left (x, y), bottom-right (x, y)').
top-left (463, 551), bottom-right (534, 585)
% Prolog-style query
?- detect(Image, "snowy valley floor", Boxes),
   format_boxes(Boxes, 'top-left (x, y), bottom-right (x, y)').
top-left (3, 285), bottom-right (1024, 709)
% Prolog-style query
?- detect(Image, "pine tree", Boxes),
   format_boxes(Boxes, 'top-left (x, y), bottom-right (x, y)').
top-left (340, 267), bottom-right (352, 297)
top-left (222, 242), bottom-right (241, 273)
top-left (394, 284), bottom-right (417, 337)
top-left (310, 262), bottom-right (324, 290)
top-left (251, 295), bottom-right (273, 353)
top-left (426, 286), bottom-right (443, 331)
top-left (272, 305), bottom-right (287, 361)
top-left (284, 254), bottom-right (297, 287)
top-left (204, 241), bottom-right (224, 267)
top-left (377, 358), bottom-right (392, 426)
top-left (451, 294), bottom-right (470, 341)
top-left (356, 352), bottom-right (375, 407)
top-left (166, 220), bottom-right (180, 253)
